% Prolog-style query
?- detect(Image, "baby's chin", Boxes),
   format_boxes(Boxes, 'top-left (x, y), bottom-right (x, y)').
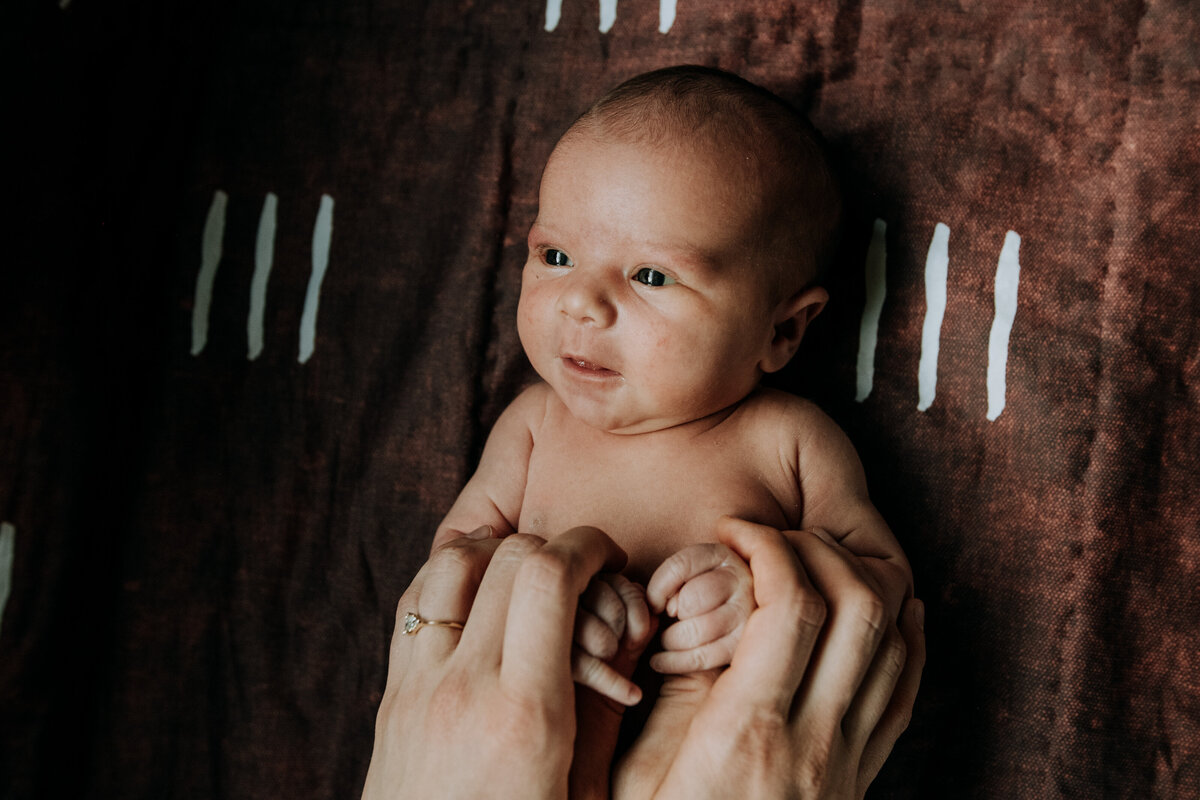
top-left (561, 396), bottom-right (723, 436)
top-left (556, 394), bottom-right (671, 436)
top-left (542, 367), bottom-right (735, 435)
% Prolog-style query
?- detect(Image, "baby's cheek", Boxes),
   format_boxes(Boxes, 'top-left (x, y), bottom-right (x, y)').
top-left (515, 302), bottom-right (542, 354)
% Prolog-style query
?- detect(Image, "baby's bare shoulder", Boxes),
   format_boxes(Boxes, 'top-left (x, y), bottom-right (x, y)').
top-left (740, 387), bottom-right (823, 419)
top-left (739, 388), bottom-right (858, 469)
top-left (502, 381), bottom-right (555, 425)
top-left (739, 388), bottom-right (838, 438)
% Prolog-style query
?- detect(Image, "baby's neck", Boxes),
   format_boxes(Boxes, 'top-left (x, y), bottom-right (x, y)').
top-left (578, 392), bottom-right (758, 441)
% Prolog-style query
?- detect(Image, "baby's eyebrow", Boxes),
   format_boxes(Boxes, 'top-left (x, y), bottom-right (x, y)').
top-left (645, 239), bottom-right (724, 273)
top-left (526, 220), bottom-right (563, 245)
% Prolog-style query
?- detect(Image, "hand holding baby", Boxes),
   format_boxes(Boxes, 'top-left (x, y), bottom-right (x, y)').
top-left (361, 520), bottom-right (923, 800)
top-left (613, 518), bottom-right (924, 800)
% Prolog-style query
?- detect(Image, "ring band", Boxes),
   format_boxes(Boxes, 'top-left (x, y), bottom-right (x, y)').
top-left (402, 611), bottom-right (465, 636)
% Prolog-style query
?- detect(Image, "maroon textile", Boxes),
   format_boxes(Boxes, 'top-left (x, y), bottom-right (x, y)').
top-left (3, 1), bottom-right (1198, 797)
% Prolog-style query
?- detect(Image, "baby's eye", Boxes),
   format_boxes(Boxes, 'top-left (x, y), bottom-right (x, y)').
top-left (633, 267), bottom-right (676, 287)
top-left (543, 248), bottom-right (573, 268)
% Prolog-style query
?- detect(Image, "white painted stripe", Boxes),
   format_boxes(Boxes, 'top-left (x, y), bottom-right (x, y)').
top-left (191, 190), bottom-right (228, 356)
top-left (987, 231), bottom-right (1022, 421)
top-left (545, 0), bottom-right (562, 31)
top-left (659, 0), bottom-right (677, 33)
top-left (855, 218), bottom-right (888, 402)
top-left (0, 522), bottom-right (14, 637)
top-left (599, 0), bottom-right (617, 32)
top-left (917, 223), bottom-right (950, 411)
top-left (248, 193), bottom-right (278, 361)
top-left (298, 194), bottom-right (334, 364)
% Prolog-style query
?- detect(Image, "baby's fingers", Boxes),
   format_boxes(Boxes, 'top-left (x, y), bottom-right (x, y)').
top-left (659, 602), bottom-right (746, 653)
top-left (572, 648), bottom-right (643, 706)
top-left (664, 565), bottom-right (743, 619)
top-left (574, 609), bottom-right (620, 661)
top-left (606, 573), bottom-right (652, 650)
top-left (648, 543), bottom-right (742, 612)
top-left (649, 632), bottom-right (740, 674)
top-left (580, 574), bottom-right (628, 638)
top-left (574, 573), bottom-right (651, 662)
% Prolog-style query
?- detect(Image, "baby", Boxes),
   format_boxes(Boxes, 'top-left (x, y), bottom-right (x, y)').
top-left (431, 66), bottom-right (911, 725)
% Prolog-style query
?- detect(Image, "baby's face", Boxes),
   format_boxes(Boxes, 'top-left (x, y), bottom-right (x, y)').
top-left (518, 130), bottom-right (781, 435)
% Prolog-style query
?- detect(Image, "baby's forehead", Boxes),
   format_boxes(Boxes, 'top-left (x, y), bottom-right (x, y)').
top-left (555, 123), bottom-right (780, 201)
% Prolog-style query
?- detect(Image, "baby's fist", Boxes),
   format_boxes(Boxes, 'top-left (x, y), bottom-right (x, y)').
top-left (573, 573), bottom-right (653, 706)
top-left (646, 543), bottom-right (754, 674)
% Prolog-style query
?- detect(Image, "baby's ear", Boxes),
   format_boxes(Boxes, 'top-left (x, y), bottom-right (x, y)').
top-left (760, 285), bottom-right (828, 373)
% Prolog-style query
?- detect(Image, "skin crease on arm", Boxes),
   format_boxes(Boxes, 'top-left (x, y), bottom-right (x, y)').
top-left (430, 383), bottom-right (549, 551)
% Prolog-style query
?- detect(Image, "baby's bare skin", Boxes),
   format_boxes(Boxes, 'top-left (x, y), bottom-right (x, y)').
top-left (432, 381), bottom-right (909, 662)
top-left (428, 95), bottom-right (911, 795)
top-left (522, 384), bottom-right (799, 582)
top-left (438, 381), bottom-right (896, 583)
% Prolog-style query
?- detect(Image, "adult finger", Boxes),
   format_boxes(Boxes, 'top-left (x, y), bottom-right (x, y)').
top-left (841, 621), bottom-right (906, 747)
top-left (500, 526), bottom-right (627, 698)
top-left (858, 598), bottom-right (925, 792)
top-left (859, 555), bottom-right (913, 623)
top-left (714, 517), bottom-right (825, 715)
top-left (786, 530), bottom-right (887, 726)
top-left (388, 529), bottom-right (500, 673)
top-left (454, 533), bottom-right (547, 666)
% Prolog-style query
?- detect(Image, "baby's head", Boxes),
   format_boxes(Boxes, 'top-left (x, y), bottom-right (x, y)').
top-left (518, 66), bottom-right (841, 435)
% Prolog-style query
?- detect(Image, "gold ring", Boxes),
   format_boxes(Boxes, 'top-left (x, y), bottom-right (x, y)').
top-left (402, 611), bottom-right (465, 636)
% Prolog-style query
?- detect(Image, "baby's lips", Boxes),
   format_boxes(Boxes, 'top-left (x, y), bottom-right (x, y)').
top-left (563, 353), bottom-right (615, 371)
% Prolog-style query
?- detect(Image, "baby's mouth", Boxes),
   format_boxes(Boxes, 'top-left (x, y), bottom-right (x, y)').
top-left (562, 355), bottom-right (620, 378)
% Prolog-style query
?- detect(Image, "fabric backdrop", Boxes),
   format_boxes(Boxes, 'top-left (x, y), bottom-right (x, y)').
top-left (3, 0), bottom-right (1198, 797)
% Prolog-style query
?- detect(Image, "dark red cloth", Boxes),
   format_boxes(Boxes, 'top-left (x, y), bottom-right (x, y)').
top-left (3, 1), bottom-right (1198, 797)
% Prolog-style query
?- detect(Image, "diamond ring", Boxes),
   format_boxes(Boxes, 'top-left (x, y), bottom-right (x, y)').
top-left (402, 611), bottom-right (465, 636)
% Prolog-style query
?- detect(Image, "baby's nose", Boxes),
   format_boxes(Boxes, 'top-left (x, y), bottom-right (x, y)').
top-left (557, 272), bottom-right (617, 327)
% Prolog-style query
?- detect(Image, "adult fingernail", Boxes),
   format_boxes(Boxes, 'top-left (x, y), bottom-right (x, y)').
top-left (464, 525), bottom-right (493, 540)
top-left (913, 599), bottom-right (925, 631)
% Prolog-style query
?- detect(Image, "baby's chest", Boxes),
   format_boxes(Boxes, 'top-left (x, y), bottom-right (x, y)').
top-left (519, 435), bottom-right (800, 580)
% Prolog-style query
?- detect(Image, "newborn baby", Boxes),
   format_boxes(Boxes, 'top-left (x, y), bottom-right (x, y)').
top-left (431, 66), bottom-right (911, 728)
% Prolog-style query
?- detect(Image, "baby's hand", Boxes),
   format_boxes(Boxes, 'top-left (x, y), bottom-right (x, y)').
top-left (572, 573), bottom-right (653, 707)
top-left (646, 543), bottom-right (754, 674)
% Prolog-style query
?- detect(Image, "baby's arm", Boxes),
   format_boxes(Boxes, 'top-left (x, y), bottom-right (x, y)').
top-left (430, 384), bottom-right (547, 551)
top-left (645, 543), bottom-right (754, 674)
top-left (795, 409), bottom-right (913, 617)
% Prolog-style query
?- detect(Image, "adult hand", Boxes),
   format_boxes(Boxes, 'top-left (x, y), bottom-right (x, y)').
top-left (360, 525), bottom-right (628, 800)
top-left (614, 518), bottom-right (925, 800)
